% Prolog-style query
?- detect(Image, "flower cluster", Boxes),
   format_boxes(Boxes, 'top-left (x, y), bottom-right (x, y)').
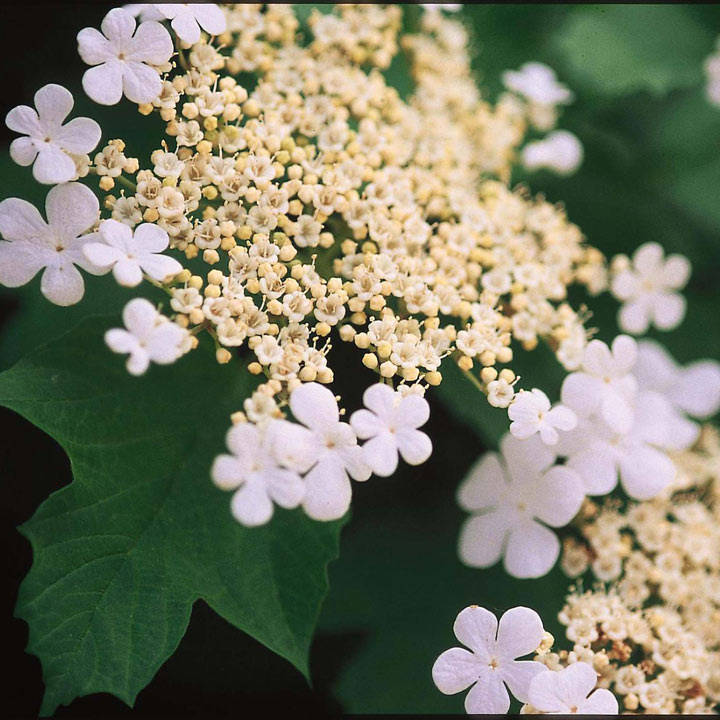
top-left (555, 426), bottom-right (720, 713)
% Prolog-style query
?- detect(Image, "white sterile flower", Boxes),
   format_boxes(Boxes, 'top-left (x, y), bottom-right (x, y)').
top-left (282, 382), bottom-right (370, 521)
top-left (105, 297), bottom-right (189, 375)
top-left (0, 183), bottom-right (104, 306)
top-left (521, 131), bottom-right (583, 176)
top-left (83, 219), bottom-right (182, 287)
top-left (508, 388), bottom-right (576, 446)
top-left (77, 7), bottom-right (173, 106)
top-left (432, 605), bottom-right (546, 714)
top-left (502, 62), bottom-right (573, 106)
top-left (211, 421), bottom-right (305, 527)
top-left (556, 407), bottom-right (674, 500)
top-left (350, 383), bottom-right (432, 477)
top-left (6, 84), bottom-right (101, 184)
top-left (457, 434), bottom-right (584, 578)
top-left (155, 4), bottom-right (227, 44)
top-left (610, 242), bottom-right (691, 334)
top-left (528, 663), bottom-right (618, 715)
top-left (561, 335), bottom-right (638, 435)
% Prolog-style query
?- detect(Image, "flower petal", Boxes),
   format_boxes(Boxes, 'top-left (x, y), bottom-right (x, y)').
top-left (662, 254), bottom-right (691, 289)
top-left (496, 607), bottom-right (544, 661)
top-left (397, 394), bottom-right (430, 428)
top-left (502, 660), bottom-right (546, 704)
top-left (133, 222), bottom-right (170, 252)
top-left (171, 12), bottom-right (202, 44)
top-left (501, 433), bottom-right (556, 479)
top-left (77, 27), bottom-right (113, 65)
top-left (127, 20), bottom-right (174, 64)
top-left (458, 511), bottom-right (509, 569)
top-left (650, 292), bottom-right (685, 331)
top-left (532, 466), bottom-right (584, 527)
top-left (83, 62), bottom-right (124, 106)
top-left (122, 61), bottom-right (162, 104)
top-left (211, 454), bottom-right (245, 490)
top-left (55, 117), bottom-right (102, 154)
top-left (82, 242), bottom-right (123, 269)
top-left (290, 382), bottom-right (339, 430)
top-left (33, 145), bottom-right (76, 184)
top-left (265, 468), bottom-right (305, 510)
top-left (34, 84), bottom-right (74, 127)
top-left (231, 478), bottom-right (274, 527)
top-left (113, 258), bottom-right (143, 286)
top-left (561, 372), bottom-right (603, 418)
top-left (362, 382), bottom-right (396, 418)
top-left (503, 521), bottom-right (559, 579)
top-left (464, 672), bottom-right (510, 714)
top-left (396, 427), bottom-right (432, 465)
top-left (302, 455), bottom-right (351, 521)
top-left (105, 327), bottom-right (138, 355)
top-left (9, 137), bottom-right (38, 166)
top-left (146, 322), bottom-right (185, 363)
top-left (671, 360), bottom-right (720, 418)
top-left (361, 432), bottom-right (398, 477)
top-left (580, 688), bottom-right (619, 714)
top-left (619, 444), bottom-right (673, 500)
top-left (457, 452), bottom-right (507, 512)
top-left (567, 443), bottom-right (618, 495)
top-left (431, 647), bottom-right (482, 695)
top-left (5, 104), bottom-right (41, 136)
top-left (193, 3), bottom-right (227, 35)
top-left (40, 262), bottom-right (85, 306)
top-left (122, 297), bottom-right (158, 337)
top-left (0, 197), bottom-right (47, 242)
top-left (452, 605), bottom-right (497, 659)
top-left (45, 182), bottom-right (99, 239)
top-left (139, 253), bottom-right (182, 282)
top-left (349, 408), bottom-right (379, 440)
top-left (633, 242), bottom-right (664, 275)
top-left (101, 7), bottom-right (136, 42)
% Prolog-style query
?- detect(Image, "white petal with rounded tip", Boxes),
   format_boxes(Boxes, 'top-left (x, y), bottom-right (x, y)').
top-left (83, 242), bottom-right (123, 269)
top-left (290, 382), bottom-right (339, 430)
top-left (458, 511), bottom-right (509, 569)
top-left (193, 3), bottom-right (227, 35)
top-left (231, 479), bottom-right (274, 527)
top-left (633, 242), bottom-right (664, 275)
top-left (211, 454), bottom-right (245, 490)
top-left (113, 258), bottom-right (143, 286)
top-left (127, 20), bottom-right (174, 64)
top-left (398, 394), bottom-right (430, 428)
top-left (99, 218), bottom-right (133, 246)
top-left (561, 372), bottom-right (602, 418)
top-left (6, 104), bottom-right (41, 135)
top-left (336, 442), bottom-right (370, 481)
top-left (83, 62), bottom-right (124, 105)
top-left (610, 270), bottom-right (640, 301)
top-left (452, 605), bottom-right (497, 659)
top-left (662, 254), bottom-right (691, 289)
top-left (546, 405), bottom-right (576, 431)
top-left (34, 84), bottom-right (74, 127)
top-left (651, 292), bottom-right (685, 330)
top-left (611, 335), bottom-right (637, 374)
top-left (122, 297), bottom-right (157, 337)
top-left (361, 432), bottom-right (398, 477)
top-left (9, 137), bottom-right (38, 166)
top-left (33, 145), bottom-right (76, 184)
top-left (635, 339), bottom-right (676, 392)
top-left (171, 11), bottom-right (202, 44)
top-left (582, 339), bottom-right (614, 376)
top-left (133, 222), bottom-right (169, 252)
top-left (0, 197), bottom-right (47, 241)
top-left (504, 521), bottom-right (559, 578)
top-left (126, 348), bottom-right (150, 375)
top-left (55, 117), bottom-right (101, 154)
top-left (457, 452), bottom-right (506, 512)
top-left (362, 382), bottom-right (395, 418)
top-left (0, 241), bottom-right (50, 287)
top-left (496, 606), bottom-right (544, 660)
top-left (77, 27), bottom-right (112, 65)
top-left (619, 444), bottom-right (673, 500)
top-left (268, 420), bottom-right (318, 474)
top-left (600, 390), bottom-right (634, 435)
top-left (302, 456), bottom-right (351, 521)
top-left (672, 360), bottom-right (720, 418)
top-left (265, 468), bottom-right (305, 510)
top-left (581, 688), bottom-right (619, 714)
top-left (431, 647), bottom-right (481, 695)
top-left (40, 262), bottom-right (85, 305)
top-left (396, 427), bottom-right (432, 465)
top-left (501, 433), bottom-right (556, 479)
top-left (349, 408), bottom-right (379, 439)
top-left (105, 327), bottom-right (137, 355)
top-left (532, 466), bottom-right (584, 527)
top-left (122, 61), bottom-right (162, 104)
top-left (140, 253), bottom-right (182, 282)
top-left (502, 660), bottom-right (546, 704)
top-left (146, 323), bottom-right (184, 364)
top-left (46, 183), bottom-right (99, 239)
top-left (464, 672), bottom-right (510, 714)
top-left (101, 7), bottom-right (136, 41)
top-left (567, 444), bottom-right (618, 495)
top-left (226, 422), bottom-right (261, 459)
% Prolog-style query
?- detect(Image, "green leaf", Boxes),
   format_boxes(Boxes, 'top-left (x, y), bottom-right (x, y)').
top-left (554, 5), bottom-right (713, 97)
top-left (0, 317), bottom-right (343, 715)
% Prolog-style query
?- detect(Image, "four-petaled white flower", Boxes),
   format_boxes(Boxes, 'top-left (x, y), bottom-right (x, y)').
top-left (6, 84), bottom-right (101, 185)
top-left (611, 243), bottom-right (691, 334)
top-left (350, 383), bottom-right (432, 477)
top-left (83, 219), bottom-right (182, 287)
top-left (432, 605), bottom-right (546, 714)
top-left (527, 663), bottom-right (618, 715)
top-left (0, 183), bottom-right (105, 306)
top-left (508, 388), bottom-right (576, 446)
top-left (77, 7), bottom-right (173, 106)
top-left (457, 434), bottom-right (584, 578)
top-left (283, 383), bottom-right (370, 521)
top-left (561, 335), bottom-right (638, 435)
top-left (502, 62), bottom-right (573, 106)
top-left (155, 4), bottom-right (227, 44)
top-left (105, 297), bottom-right (189, 375)
top-left (211, 421), bottom-right (306, 527)
top-left (521, 130), bottom-right (583, 176)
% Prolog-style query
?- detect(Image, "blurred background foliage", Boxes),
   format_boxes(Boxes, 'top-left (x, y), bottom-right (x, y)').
top-left (2, 4), bottom-right (720, 716)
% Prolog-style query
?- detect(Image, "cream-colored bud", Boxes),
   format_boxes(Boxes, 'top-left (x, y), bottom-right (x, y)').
top-left (362, 353), bottom-right (379, 370)
top-left (216, 348), bottom-right (232, 364)
top-left (380, 361), bottom-right (397, 378)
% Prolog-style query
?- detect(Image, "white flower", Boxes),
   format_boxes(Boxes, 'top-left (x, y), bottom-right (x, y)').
top-left (487, 378), bottom-right (515, 408)
top-left (155, 4), bottom-right (227, 44)
top-left (556, 407), bottom-right (674, 500)
top-left (350, 383), bottom-right (432, 477)
top-left (508, 388), bottom-right (577, 446)
top-left (421, 3), bottom-right (462, 11)
top-left (632, 340), bottom-right (720, 450)
top-left (77, 8), bottom-right (173, 105)
top-left (211, 421), bottom-right (305, 527)
top-left (0, 183), bottom-right (104, 306)
top-left (83, 219), bottom-right (182, 287)
top-left (281, 383), bottom-right (370, 521)
top-left (105, 297), bottom-right (189, 375)
top-left (528, 663), bottom-right (618, 715)
top-left (521, 131), bottom-right (583, 176)
top-left (502, 63), bottom-right (573, 106)
top-left (610, 243), bottom-right (691, 334)
top-left (432, 605), bottom-right (546, 714)
top-left (457, 434), bottom-right (584, 578)
top-left (6, 84), bottom-right (101, 184)
top-left (561, 336), bottom-right (638, 435)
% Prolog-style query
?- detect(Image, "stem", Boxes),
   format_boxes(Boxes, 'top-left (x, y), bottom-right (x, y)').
top-left (461, 366), bottom-right (486, 395)
top-left (116, 174), bottom-right (137, 193)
